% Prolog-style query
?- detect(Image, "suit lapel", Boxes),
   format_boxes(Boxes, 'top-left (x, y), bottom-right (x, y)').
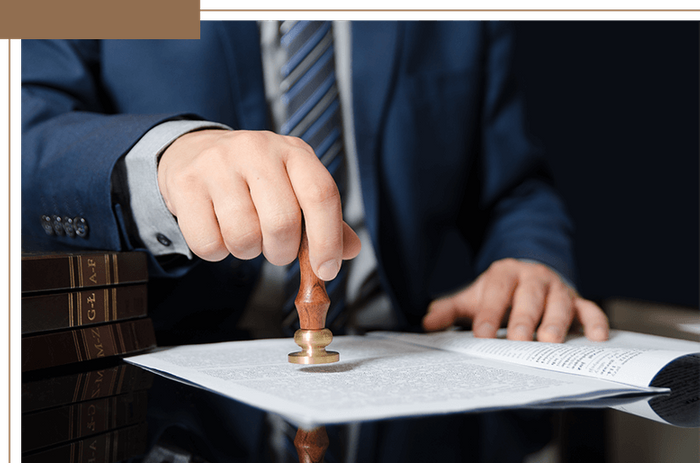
top-left (351, 21), bottom-right (401, 245)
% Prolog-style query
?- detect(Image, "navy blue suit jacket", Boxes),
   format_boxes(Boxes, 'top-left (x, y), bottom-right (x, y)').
top-left (22, 22), bottom-right (575, 329)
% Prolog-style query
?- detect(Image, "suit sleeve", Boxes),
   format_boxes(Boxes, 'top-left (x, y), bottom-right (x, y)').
top-left (21, 40), bottom-right (199, 277)
top-left (465, 23), bottom-right (577, 284)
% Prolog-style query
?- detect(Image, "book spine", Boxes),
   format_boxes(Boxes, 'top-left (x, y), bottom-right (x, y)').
top-left (22, 318), bottom-right (156, 372)
top-left (22, 285), bottom-right (148, 335)
top-left (22, 252), bottom-right (147, 294)
top-left (22, 422), bottom-right (148, 463)
top-left (22, 364), bottom-right (154, 413)
top-left (22, 392), bottom-right (148, 454)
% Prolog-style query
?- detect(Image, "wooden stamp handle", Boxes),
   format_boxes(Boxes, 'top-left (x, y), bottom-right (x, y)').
top-left (288, 224), bottom-right (339, 364)
top-left (295, 224), bottom-right (330, 330)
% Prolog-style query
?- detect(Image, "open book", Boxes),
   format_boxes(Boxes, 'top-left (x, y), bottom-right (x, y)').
top-left (125, 330), bottom-right (699, 427)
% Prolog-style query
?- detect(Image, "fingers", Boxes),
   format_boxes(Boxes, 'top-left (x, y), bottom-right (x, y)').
top-left (422, 260), bottom-right (521, 337)
top-left (423, 284), bottom-right (479, 332)
top-left (507, 274), bottom-right (549, 341)
top-left (472, 264), bottom-right (518, 338)
top-left (157, 129), bottom-right (359, 273)
top-left (286, 149), bottom-right (345, 280)
top-left (286, 145), bottom-right (361, 281)
top-left (170, 194), bottom-right (230, 262)
top-left (341, 222), bottom-right (362, 260)
top-left (424, 259), bottom-right (606, 344)
top-left (244, 161), bottom-right (302, 266)
top-left (209, 179), bottom-right (263, 261)
top-left (535, 281), bottom-right (574, 343)
top-left (574, 298), bottom-right (609, 341)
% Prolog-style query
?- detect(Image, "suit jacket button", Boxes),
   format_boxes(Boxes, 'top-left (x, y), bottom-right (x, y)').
top-left (41, 215), bottom-right (54, 235)
top-left (62, 216), bottom-right (76, 237)
top-left (156, 233), bottom-right (172, 247)
top-left (74, 217), bottom-right (89, 238)
top-left (51, 215), bottom-right (65, 236)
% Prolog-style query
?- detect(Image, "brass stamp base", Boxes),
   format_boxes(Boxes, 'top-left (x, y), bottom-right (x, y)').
top-left (288, 328), bottom-right (340, 364)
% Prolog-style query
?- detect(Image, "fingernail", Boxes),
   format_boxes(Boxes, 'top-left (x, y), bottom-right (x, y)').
top-left (317, 260), bottom-right (340, 281)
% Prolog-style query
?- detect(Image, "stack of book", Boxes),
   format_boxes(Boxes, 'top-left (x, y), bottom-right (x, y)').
top-left (22, 363), bottom-right (154, 463)
top-left (22, 251), bottom-right (157, 372)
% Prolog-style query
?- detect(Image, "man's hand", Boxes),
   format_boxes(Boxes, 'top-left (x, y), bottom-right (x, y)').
top-left (157, 129), bottom-right (361, 280)
top-left (422, 258), bottom-right (609, 342)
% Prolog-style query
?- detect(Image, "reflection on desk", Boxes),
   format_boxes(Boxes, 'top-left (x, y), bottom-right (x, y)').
top-left (22, 360), bottom-right (153, 463)
top-left (20, 352), bottom-right (700, 463)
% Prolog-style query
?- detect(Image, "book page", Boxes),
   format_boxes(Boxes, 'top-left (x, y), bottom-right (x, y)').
top-left (126, 335), bottom-right (659, 426)
top-left (374, 330), bottom-right (700, 388)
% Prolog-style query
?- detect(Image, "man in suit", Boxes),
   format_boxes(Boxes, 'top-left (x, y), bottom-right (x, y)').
top-left (22, 21), bottom-right (608, 461)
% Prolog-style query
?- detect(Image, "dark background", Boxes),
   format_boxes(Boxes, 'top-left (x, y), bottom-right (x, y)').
top-left (512, 22), bottom-right (699, 308)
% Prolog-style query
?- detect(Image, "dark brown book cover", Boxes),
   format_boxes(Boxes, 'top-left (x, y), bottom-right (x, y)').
top-left (22, 318), bottom-right (156, 372)
top-left (22, 391), bottom-right (148, 453)
top-left (22, 284), bottom-right (148, 335)
top-left (22, 422), bottom-right (148, 463)
top-left (22, 251), bottom-right (148, 294)
top-left (22, 363), bottom-right (154, 413)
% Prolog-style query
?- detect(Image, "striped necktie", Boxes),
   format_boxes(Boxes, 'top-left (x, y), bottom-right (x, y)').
top-left (274, 21), bottom-right (348, 335)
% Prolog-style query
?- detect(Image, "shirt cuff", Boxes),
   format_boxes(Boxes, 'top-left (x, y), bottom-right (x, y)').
top-left (123, 120), bottom-right (231, 258)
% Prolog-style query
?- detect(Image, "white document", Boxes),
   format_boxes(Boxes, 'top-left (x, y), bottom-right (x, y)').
top-left (125, 330), bottom-right (699, 427)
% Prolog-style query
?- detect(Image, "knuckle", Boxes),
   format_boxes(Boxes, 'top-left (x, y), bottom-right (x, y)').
top-left (263, 210), bottom-right (301, 238)
top-left (531, 263), bottom-right (553, 279)
top-left (488, 258), bottom-right (517, 275)
top-left (284, 135), bottom-right (314, 154)
top-left (304, 179), bottom-right (339, 206)
top-left (236, 129), bottom-right (267, 145)
top-left (168, 167), bottom-right (200, 193)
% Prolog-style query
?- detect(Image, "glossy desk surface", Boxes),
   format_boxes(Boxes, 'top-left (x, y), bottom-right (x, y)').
top-left (20, 348), bottom-right (699, 463)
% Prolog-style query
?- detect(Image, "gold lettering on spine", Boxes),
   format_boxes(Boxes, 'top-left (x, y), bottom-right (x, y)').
top-left (86, 258), bottom-right (98, 284)
top-left (90, 370), bottom-right (105, 399)
top-left (90, 327), bottom-right (105, 358)
top-left (88, 439), bottom-right (98, 463)
top-left (86, 403), bottom-right (97, 432)
top-left (86, 292), bottom-right (97, 323)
